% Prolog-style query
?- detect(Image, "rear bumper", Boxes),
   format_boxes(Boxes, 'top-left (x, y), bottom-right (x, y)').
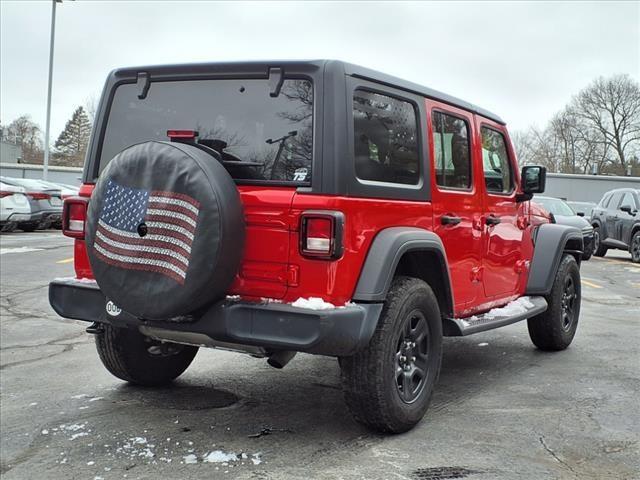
top-left (6, 212), bottom-right (42, 223)
top-left (49, 278), bottom-right (383, 357)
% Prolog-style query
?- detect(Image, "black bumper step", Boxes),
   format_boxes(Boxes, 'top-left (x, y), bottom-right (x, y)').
top-left (444, 296), bottom-right (548, 336)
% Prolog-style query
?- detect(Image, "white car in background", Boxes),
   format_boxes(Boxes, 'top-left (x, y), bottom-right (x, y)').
top-left (0, 182), bottom-right (32, 232)
top-left (38, 180), bottom-right (80, 199)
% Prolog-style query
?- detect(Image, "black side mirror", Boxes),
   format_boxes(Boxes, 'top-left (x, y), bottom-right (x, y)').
top-left (620, 205), bottom-right (636, 215)
top-left (517, 165), bottom-right (546, 202)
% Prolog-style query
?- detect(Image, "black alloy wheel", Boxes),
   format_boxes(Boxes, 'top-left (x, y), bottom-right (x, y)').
top-left (395, 310), bottom-right (430, 404)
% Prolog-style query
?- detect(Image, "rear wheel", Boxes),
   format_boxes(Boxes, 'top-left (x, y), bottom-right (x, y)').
top-left (593, 226), bottom-right (607, 257)
top-left (527, 254), bottom-right (581, 351)
top-left (340, 277), bottom-right (442, 433)
top-left (630, 231), bottom-right (640, 264)
top-left (95, 324), bottom-right (198, 386)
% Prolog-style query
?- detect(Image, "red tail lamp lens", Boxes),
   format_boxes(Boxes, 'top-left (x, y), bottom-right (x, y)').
top-left (300, 212), bottom-right (344, 259)
top-left (62, 197), bottom-right (88, 239)
top-left (28, 192), bottom-right (50, 200)
top-left (305, 218), bottom-right (332, 253)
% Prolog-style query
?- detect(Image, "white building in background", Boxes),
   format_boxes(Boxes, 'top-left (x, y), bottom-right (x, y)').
top-left (0, 139), bottom-right (22, 164)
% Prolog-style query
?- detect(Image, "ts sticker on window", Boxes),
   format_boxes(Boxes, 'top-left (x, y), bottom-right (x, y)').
top-left (293, 168), bottom-right (308, 181)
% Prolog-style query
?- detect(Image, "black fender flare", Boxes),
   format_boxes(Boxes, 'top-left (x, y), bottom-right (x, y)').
top-left (526, 223), bottom-right (583, 296)
top-left (352, 227), bottom-right (454, 314)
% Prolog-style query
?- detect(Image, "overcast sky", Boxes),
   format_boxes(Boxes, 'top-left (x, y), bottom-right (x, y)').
top-left (1, 0), bottom-right (638, 141)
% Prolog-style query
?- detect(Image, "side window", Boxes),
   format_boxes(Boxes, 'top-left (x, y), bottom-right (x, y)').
top-left (353, 90), bottom-right (419, 185)
top-left (481, 127), bottom-right (514, 194)
top-left (600, 193), bottom-right (612, 208)
top-left (620, 192), bottom-right (635, 211)
top-left (432, 111), bottom-right (472, 189)
top-left (608, 192), bottom-right (622, 209)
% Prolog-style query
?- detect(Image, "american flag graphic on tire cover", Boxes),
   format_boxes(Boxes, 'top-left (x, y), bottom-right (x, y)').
top-left (93, 180), bottom-right (200, 284)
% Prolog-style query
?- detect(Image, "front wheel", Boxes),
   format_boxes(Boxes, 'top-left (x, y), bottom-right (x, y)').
top-left (593, 226), bottom-right (607, 257)
top-left (340, 277), bottom-right (443, 433)
top-left (630, 231), bottom-right (640, 264)
top-left (96, 324), bottom-right (198, 386)
top-left (527, 254), bottom-right (581, 351)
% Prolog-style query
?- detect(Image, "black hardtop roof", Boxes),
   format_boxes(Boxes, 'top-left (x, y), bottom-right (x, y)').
top-left (111, 59), bottom-right (505, 125)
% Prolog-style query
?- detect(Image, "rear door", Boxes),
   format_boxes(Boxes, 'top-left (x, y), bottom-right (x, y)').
top-left (427, 101), bottom-right (484, 311)
top-left (618, 191), bottom-right (638, 245)
top-left (476, 118), bottom-right (523, 299)
top-left (604, 191), bottom-right (623, 240)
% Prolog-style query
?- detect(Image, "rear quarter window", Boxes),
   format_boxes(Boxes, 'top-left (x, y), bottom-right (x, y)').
top-left (353, 89), bottom-right (420, 185)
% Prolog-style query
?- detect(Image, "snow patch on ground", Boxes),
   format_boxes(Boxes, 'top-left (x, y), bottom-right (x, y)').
top-left (477, 342), bottom-right (489, 347)
top-left (203, 450), bottom-right (238, 463)
top-left (251, 453), bottom-right (263, 465)
top-left (484, 296), bottom-right (535, 319)
top-left (183, 454), bottom-right (198, 464)
top-left (0, 247), bottom-right (44, 255)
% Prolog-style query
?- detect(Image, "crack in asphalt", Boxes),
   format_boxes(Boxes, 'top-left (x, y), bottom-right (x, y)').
top-left (0, 343), bottom-right (78, 370)
top-left (1, 330), bottom-right (88, 351)
top-left (539, 435), bottom-right (579, 478)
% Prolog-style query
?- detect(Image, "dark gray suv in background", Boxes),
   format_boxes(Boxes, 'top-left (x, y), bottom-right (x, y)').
top-left (591, 188), bottom-right (640, 263)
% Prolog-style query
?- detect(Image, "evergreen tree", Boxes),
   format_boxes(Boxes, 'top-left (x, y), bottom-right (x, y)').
top-left (54, 106), bottom-right (92, 167)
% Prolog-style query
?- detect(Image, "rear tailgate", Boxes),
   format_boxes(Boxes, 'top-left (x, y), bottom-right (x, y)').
top-left (228, 186), bottom-right (296, 300)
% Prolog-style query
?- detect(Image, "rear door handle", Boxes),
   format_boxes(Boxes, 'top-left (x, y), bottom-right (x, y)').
top-left (441, 215), bottom-right (462, 226)
top-left (485, 215), bottom-right (501, 226)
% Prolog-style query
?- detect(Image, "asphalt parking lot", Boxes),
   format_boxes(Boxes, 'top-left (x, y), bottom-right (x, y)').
top-left (1, 231), bottom-right (638, 480)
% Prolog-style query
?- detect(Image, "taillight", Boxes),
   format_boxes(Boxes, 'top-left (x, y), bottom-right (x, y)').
top-left (27, 192), bottom-right (51, 200)
top-left (62, 196), bottom-right (89, 239)
top-left (0, 190), bottom-right (13, 198)
top-left (300, 211), bottom-right (344, 259)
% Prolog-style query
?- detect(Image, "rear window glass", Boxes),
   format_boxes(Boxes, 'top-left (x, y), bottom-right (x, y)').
top-left (353, 90), bottom-right (420, 185)
top-left (99, 79), bottom-right (313, 184)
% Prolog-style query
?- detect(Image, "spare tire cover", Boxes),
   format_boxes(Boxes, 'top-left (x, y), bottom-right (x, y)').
top-left (85, 141), bottom-right (244, 320)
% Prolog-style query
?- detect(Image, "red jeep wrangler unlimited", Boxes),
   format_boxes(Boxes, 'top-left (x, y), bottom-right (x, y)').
top-left (50, 60), bottom-right (583, 433)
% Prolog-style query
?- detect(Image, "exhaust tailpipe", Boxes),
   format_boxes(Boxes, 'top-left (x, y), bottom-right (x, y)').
top-left (267, 350), bottom-right (296, 369)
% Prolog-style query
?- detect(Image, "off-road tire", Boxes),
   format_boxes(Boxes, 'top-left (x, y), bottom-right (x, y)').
top-left (527, 254), bottom-right (581, 351)
top-left (630, 230), bottom-right (640, 264)
top-left (340, 277), bottom-right (443, 433)
top-left (593, 226), bottom-right (607, 257)
top-left (96, 324), bottom-right (198, 386)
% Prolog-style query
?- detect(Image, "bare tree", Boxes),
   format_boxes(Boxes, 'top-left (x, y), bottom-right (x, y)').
top-left (574, 74), bottom-right (640, 172)
top-left (5, 115), bottom-right (44, 164)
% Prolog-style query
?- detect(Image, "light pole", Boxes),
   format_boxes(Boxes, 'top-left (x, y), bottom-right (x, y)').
top-left (43, 0), bottom-right (63, 181)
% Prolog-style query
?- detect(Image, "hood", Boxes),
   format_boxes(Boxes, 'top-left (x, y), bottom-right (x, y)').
top-left (553, 215), bottom-right (592, 230)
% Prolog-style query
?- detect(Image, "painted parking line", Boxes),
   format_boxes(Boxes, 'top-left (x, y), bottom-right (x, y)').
top-left (581, 279), bottom-right (603, 289)
top-left (0, 247), bottom-right (44, 255)
top-left (56, 257), bottom-right (74, 264)
top-left (592, 257), bottom-right (640, 268)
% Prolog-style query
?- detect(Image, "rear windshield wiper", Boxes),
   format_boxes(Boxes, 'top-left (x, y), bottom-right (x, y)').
top-left (197, 138), bottom-right (264, 167)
